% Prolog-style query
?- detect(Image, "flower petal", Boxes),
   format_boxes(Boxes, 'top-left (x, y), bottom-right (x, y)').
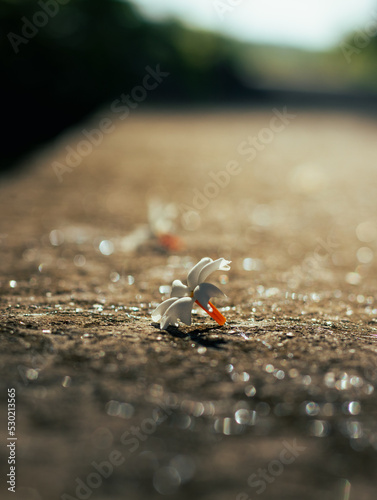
top-left (160, 315), bottom-right (178, 330)
top-left (193, 282), bottom-right (225, 309)
top-left (187, 257), bottom-right (212, 289)
top-left (197, 258), bottom-right (231, 284)
top-left (151, 297), bottom-right (178, 322)
top-left (171, 280), bottom-right (189, 298)
top-left (160, 297), bottom-right (194, 329)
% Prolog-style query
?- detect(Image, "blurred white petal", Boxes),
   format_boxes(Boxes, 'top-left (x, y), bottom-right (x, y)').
top-left (194, 283), bottom-right (225, 309)
top-left (171, 279), bottom-right (189, 298)
top-left (148, 198), bottom-right (177, 235)
top-left (160, 297), bottom-right (194, 329)
top-left (187, 257), bottom-right (212, 289)
top-left (197, 258), bottom-right (231, 284)
top-left (152, 298), bottom-right (177, 322)
top-left (160, 315), bottom-right (177, 330)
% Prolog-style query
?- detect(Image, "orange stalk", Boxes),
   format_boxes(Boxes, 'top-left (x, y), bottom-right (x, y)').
top-left (195, 300), bottom-right (226, 326)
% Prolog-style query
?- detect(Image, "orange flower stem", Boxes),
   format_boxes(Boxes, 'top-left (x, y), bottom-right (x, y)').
top-left (195, 300), bottom-right (226, 326)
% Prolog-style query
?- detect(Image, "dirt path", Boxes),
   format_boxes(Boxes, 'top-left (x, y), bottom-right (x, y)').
top-left (1, 108), bottom-right (377, 500)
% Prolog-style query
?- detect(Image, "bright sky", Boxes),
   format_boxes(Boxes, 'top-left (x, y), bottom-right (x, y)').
top-left (130, 0), bottom-right (377, 50)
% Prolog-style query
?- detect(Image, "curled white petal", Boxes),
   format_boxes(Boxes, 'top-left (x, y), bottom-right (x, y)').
top-left (197, 258), bottom-right (231, 284)
top-left (171, 279), bottom-right (189, 298)
top-left (160, 297), bottom-right (194, 329)
top-left (194, 282), bottom-right (225, 309)
top-left (160, 315), bottom-right (177, 330)
top-left (151, 297), bottom-right (178, 322)
top-left (187, 257), bottom-right (212, 289)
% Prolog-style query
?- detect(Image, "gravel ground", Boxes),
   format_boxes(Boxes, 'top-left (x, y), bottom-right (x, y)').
top-left (1, 107), bottom-right (377, 500)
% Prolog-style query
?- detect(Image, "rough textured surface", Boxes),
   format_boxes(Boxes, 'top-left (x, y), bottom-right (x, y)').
top-left (1, 108), bottom-right (377, 500)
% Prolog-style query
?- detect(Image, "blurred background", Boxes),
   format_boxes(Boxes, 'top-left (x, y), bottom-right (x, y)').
top-left (2, 4), bottom-right (377, 500)
top-left (1, 0), bottom-right (377, 172)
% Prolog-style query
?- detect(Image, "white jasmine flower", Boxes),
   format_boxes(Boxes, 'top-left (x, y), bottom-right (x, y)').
top-left (120, 198), bottom-right (183, 252)
top-left (152, 257), bottom-right (231, 330)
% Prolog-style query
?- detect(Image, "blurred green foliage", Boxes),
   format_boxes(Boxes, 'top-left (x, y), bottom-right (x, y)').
top-left (338, 30), bottom-right (377, 90)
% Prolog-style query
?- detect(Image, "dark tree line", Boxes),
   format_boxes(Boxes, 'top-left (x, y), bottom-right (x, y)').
top-left (1, 0), bottom-right (259, 171)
